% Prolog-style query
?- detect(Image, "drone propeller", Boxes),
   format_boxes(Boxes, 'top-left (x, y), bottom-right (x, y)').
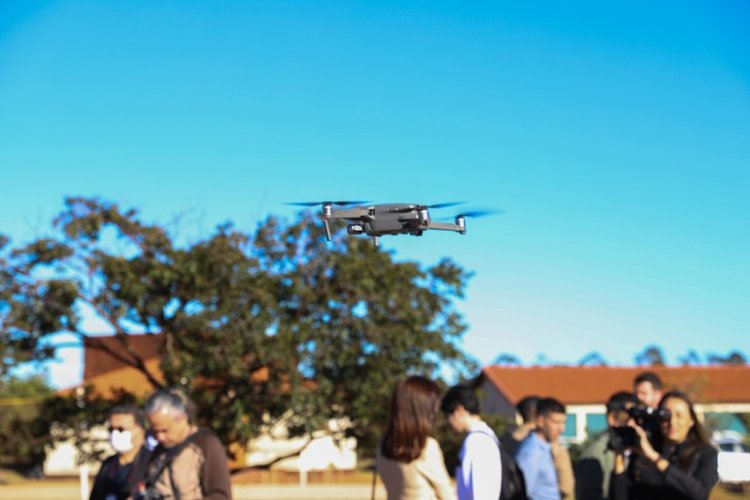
top-left (456, 209), bottom-right (502, 218)
top-left (285, 200), bottom-right (370, 207)
top-left (438, 209), bottom-right (503, 221)
top-left (388, 201), bottom-right (468, 214)
top-left (427, 201), bottom-right (468, 209)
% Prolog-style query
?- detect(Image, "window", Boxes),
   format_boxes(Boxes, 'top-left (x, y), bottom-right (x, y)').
top-left (563, 414), bottom-right (577, 438)
top-left (586, 413), bottom-right (607, 436)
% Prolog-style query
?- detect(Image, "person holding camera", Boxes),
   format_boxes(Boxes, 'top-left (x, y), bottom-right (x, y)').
top-left (137, 389), bottom-right (232, 500)
top-left (610, 391), bottom-right (718, 500)
top-left (575, 392), bottom-right (637, 500)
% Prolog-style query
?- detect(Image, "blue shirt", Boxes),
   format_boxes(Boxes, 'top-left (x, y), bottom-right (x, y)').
top-left (515, 432), bottom-right (560, 500)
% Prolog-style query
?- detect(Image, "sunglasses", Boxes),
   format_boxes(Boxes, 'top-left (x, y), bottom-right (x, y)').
top-left (108, 426), bottom-right (131, 433)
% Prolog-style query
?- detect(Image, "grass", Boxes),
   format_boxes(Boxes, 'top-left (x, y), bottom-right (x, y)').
top-left (711, 484), bottom-right (750, 499)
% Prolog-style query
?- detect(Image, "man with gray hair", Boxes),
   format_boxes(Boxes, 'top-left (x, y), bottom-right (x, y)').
top-left (137, 389), bottom-right (232, 499)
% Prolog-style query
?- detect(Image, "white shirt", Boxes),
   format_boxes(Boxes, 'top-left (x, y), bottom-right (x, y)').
top-left (456, 420), bottom-right (502, 500)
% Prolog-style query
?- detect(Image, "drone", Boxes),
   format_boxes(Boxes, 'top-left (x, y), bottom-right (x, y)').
top-left (287, 201), bottom-right (497, 246)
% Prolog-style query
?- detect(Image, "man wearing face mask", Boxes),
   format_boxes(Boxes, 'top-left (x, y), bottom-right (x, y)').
top-left (90, 405), bottom-right (152, 500)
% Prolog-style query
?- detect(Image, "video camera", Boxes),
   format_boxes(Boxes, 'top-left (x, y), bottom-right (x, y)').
top-left (608, 405), bottom-right (672, 452)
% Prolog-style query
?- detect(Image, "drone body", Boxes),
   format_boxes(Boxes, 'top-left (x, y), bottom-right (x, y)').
top-left (289, 201), bottom-right (492, 246)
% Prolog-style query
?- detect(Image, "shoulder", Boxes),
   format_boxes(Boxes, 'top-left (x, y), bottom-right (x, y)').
top-left (696, 442), bottom-right (719, 459)
top-left (423, 437), bottom-right (445, 456)
top-left (95, 453), bottom-right (120, 473)
top-left (182, 429), bottom-right (226, 462)
top-left (580, 432), bottom-right (609, 457)
top-left (192, 428), bottom-right (224, 448)
top-left (101, 453), bottom-right (120, 465)
top-left (517, 433), bottom-right (545, 455)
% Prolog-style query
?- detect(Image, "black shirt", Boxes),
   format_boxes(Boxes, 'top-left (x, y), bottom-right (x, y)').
top-left (610, 442), bottom-right (718, 500)
top-left (89, 445), bottom-right (151, 500)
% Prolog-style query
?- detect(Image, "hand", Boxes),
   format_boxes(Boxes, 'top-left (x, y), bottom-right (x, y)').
top-left (630, 423), bottom-right (660, 463)
top-left (613, 452), bottom-right (627, 475)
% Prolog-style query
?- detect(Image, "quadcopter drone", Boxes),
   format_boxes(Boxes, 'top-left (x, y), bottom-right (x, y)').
top-left (287, 201), bottom-right (496, 246)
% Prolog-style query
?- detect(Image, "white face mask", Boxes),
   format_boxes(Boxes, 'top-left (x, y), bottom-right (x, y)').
top-left (110, 429), bottom-right (134, 453)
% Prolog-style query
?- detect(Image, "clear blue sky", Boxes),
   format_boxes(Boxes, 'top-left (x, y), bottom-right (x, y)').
top-left (2, 0), bottom-right (749, 388)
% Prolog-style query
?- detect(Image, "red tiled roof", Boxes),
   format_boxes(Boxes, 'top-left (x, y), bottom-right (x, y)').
top-left (481, 365), bottom-right (750, 405)
top-left (79, 333), bottom-right (281, 399)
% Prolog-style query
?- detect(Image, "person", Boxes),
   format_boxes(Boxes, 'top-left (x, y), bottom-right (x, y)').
top-left (633, 371), bottom-right (663, 410)
top-left (500, 395), bottom-right (540, 458)
top-left (139, 388), bottom-right (232, 500)
top-left (575, 391), bottom-right (638, 500)
top-left (515, 397), bottom-right (567, 500)
top-left (376, 376), bottom-right (456, 500)
top-left (90, 405), bottom-right (151, 500)
top-left (440, 384), bottom-right (502, 500)
top-left (610, 390), bottom-right (719, 500)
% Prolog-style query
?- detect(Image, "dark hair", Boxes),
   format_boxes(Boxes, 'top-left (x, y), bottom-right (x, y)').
top-left (606, 391), bottom-right (638, 414)
top-left (658, 391), bottom-right (710, 472)
top-left (536, 397), bottom-right (565, 417)
top-left (110, 405), bottom-right (146, 429)
top-left (516, 395), bottom-right (540, 423)
top-left (440, 384), bottom-right (480, 416)
top-left (634, 371), bottom-right (663, 391)
top-left (381, 376), bottom-right (441, 462)
top-left (144, 388), bottom-right (197, 424)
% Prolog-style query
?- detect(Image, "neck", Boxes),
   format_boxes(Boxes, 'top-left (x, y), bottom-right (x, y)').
top-left (178, 425), bottom-right (197, 443)
top-left (535, 429), bottom-right (551, 443)
top-left (463, 414), bottom-right (482, 433)
top-left (118, 444), bottom-right (141, 465)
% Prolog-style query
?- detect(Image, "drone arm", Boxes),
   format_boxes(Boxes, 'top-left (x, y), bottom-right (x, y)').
top-left (327, 207), bottom-right (372, 220)
top-left (427, 221), bottom-right (463, 233)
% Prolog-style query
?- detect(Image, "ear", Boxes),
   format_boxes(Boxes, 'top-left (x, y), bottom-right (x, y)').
top-left (535, 413), bottom-right (545, 427)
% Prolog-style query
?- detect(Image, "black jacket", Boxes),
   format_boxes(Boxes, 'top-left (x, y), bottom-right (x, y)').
top-left (89, 445), bottom-right (151, 500)
top-left (609, 442), bottom-right (718, 500)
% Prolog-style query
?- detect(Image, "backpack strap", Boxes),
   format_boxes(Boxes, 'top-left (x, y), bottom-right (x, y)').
top-left (468, 429), bottom-right (500, 446)
top-left (140, 433), bottom-right (196, 494)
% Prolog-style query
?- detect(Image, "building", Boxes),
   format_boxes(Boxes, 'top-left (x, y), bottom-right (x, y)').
top-left (45, 333), bottom-right (356, 476)
top-left (477, 365), bottom-right (750, 444)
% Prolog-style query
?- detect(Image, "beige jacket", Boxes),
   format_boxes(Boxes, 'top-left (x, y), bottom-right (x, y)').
top-left (377, 437), bottom-right (457, 500)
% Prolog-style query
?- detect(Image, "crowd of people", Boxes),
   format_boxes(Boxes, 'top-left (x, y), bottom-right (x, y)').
top-left (376, 371), bottom-right (719, 500)
top-left (88, 372), bottom-right (720, 500)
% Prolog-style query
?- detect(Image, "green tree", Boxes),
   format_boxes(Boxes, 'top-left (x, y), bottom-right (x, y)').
top-left (634, 345), bottom-right (666, 366)
top-left (0, 374), bottom-right (55, 473)
top-left (493, 353), bottom-right (522, 365)
top-left (1, 197), bottom-right (475, 460)
top-left (577, 351), bottom-right (608, 366)
top-left (707, 350), bottom-right (747, 365)
top-left (677, 349), bottom-right (702, 365)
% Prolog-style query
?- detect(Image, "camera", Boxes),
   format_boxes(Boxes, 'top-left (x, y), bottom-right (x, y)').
top-left (134, 488), bottom-right (164, 500)
top-left (608, 426), bottom-right (637, 452)
top-left (607, 405), bottom-right (672, 452)
top-left (627, 405), bottom-right (671, 425)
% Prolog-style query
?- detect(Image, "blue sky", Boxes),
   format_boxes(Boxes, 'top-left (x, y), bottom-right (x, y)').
top-left (1, 0), bottom-right (749, 388)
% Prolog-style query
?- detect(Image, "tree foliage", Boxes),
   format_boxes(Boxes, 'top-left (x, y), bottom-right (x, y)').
top-left (577, 351), bottom-right (608, 366)
top-left (706, 350), bottom-right (747, 365)
top-left (634, 345), bottom-right (666, 366)
top-left (0, 374), bottom-right (55, 472)
top-left (0, 197), bottom-right (475, 459)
